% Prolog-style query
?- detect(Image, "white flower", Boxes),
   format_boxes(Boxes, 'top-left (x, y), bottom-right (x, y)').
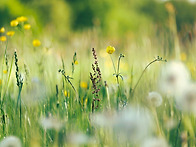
top-left (22, 77), bottom-right (47, 106)
top-left (159, 61), bottom-right (190, 97)
top-left (91, 106), bottom-right (154, 143)
top-left (175, 83), bottom-right (196, 115)
top-left (40, 116), bottom-right (63, 130)
top-left (0, 136), bottom-right (22, 147)
top-left (67, 133), bottom-right (96, 145)
top-left (142, 137), bottom-right (169, 147)
top-left (147, 91), bottom-right (162, 107)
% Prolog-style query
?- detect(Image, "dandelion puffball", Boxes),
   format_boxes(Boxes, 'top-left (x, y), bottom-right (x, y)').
top-left (147, 91), bottom-right (162, 107)
top-left (175, 83), bottom-right (196, 115)
top-left (0, 136), bottom-right (22, 147)
top-left (159, 61), bottom-right (190, 97)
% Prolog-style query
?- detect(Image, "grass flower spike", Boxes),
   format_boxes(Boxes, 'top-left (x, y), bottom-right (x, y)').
top-left (33, 39), bottom-right (41, 47)
top-left (0, 27), bottom-right (5, 33)
top-left (6, 31), bottom-right (15, 37)
top-left (106, 45), bottom-right (115, 54)
top-left (24, 24), bottom-right (31, 30)
top-left (10, 20), bottom-right (19, 27)
top-left (0, 36), bottom-right (7, 42)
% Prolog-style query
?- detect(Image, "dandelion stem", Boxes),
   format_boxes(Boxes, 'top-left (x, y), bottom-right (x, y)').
top-left (132, 57), bottom-right (166, 95)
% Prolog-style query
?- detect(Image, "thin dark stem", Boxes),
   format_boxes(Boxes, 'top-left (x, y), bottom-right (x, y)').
top-left (132, 58), bottom-right (162, 93)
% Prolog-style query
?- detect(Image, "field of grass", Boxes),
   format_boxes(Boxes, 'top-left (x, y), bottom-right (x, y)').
top-left (1, 3), bottom-right (196, 147)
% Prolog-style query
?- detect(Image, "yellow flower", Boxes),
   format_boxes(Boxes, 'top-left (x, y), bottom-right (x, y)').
top-left (16, 16), bottom-right (28, 22)
top-left (64, 90), bottom-right (70, 97)
top-left (80, 81), bottom-right (88, 89)
top-left (6, 31), bottom-right (15, 37)
top-left (106, 46), bottom-right (115, 54)
top-left (0, 36), bottom-right (7, 42)
top-left (3, 70), bottom-right (7, 74)
top-left (180, 52), bottom-right (187, 61)
top-left (24, 24), bottom-right (31, 30)
top-left (32, 39), bottom-right (41, 47)
top-left (0, 27), bottom-right (5, 33)
top-left (10, 20), bottom-right (19, 27)
top-left (74, 60), bottom-right (78, 65)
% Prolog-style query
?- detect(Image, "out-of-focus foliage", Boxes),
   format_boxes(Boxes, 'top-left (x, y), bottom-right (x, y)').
top-left (1, 0), bottom-right (196, 37)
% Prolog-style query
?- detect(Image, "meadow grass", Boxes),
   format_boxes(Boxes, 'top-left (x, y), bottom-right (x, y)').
top-left (0, 15), bottom-right (196, 147)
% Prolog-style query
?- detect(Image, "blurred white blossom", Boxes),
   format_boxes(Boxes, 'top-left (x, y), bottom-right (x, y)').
top-left (40, 116), bottom-right (63, 130)
top-left (91, 106), bottom-right (154, 142)
top-left (159, 61), bottom-right (190, 97)
top-left (147, 91), bottom-right (162, 107)
top-left (142, 137), bottom-right (169, 147)
top-left (0, 136), bottom-right (22, 147)
top-left (175, 83), bottom-right (196, 115)
top-left (67, 133), bottom-right (96, 145)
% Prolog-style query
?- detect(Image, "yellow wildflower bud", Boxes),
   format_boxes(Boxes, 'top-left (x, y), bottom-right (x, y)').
top-left (24, 24), bottom-right (31, 30)
top-left (80, 81), bottom-right (88, 89)
top-left (16, 16), bottom-right (28, 22)
top-left (106, 46), bottom-right (115, 54)
top-left (74, 60), bottom-right (78, 65)
top-left (3, 70), bottom-right (7, 74)
top-left (6, 31), bottom-right (15, 37)
top-left (64, 90), bottom-right (70, 97)
top-left (0, 27), bottom-right (5, 33)
top-left (64, 90), bottom-right (68, 97)
top-left (32, 39), bottom-right (41, 47)
top-left (0, 36), bottom-right (7, 42)
top-left (84, 98), bottom-right (88, 106)
top-left (10, 20), bottom-right (19, 27)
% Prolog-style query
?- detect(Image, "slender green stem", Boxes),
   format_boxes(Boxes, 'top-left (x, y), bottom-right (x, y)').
top-left (175, 116), bottom-right (182, 147)
top-left (110, 55), bottom-right (116, 74)
top-left (132, 58), bottom-right (164, 94)
top-left (117, 56), bottom-right (121, 75)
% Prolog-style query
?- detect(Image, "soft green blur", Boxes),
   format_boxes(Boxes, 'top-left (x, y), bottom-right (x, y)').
top-left (1, 0), bottom-right (196, 38)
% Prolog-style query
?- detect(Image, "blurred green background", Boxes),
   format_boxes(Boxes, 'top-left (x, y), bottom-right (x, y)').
top-left (1, 0), bottom-right (196, 38)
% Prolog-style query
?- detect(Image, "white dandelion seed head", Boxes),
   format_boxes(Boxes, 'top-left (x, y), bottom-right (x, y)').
top-left (159, 61), bottom-right (190, 97)
top-left (40, 116), bottom-right (63, 130)
top-left (67, 133), bottom-right (96, 145)
top-left (147, 91), bottom-right (163, 107)
top-left (175, 83), bottom-right (196, 115)
top-left (142, 137), bottom-right (169, 147)
top-left (0, 136), bottom-right (22, 147)
top-left (22, 77), bottom-right (47, 106)
top-left (114, 106), bottom-right (154, 142)
top-left (91, 106), bottom-right (154, 143)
